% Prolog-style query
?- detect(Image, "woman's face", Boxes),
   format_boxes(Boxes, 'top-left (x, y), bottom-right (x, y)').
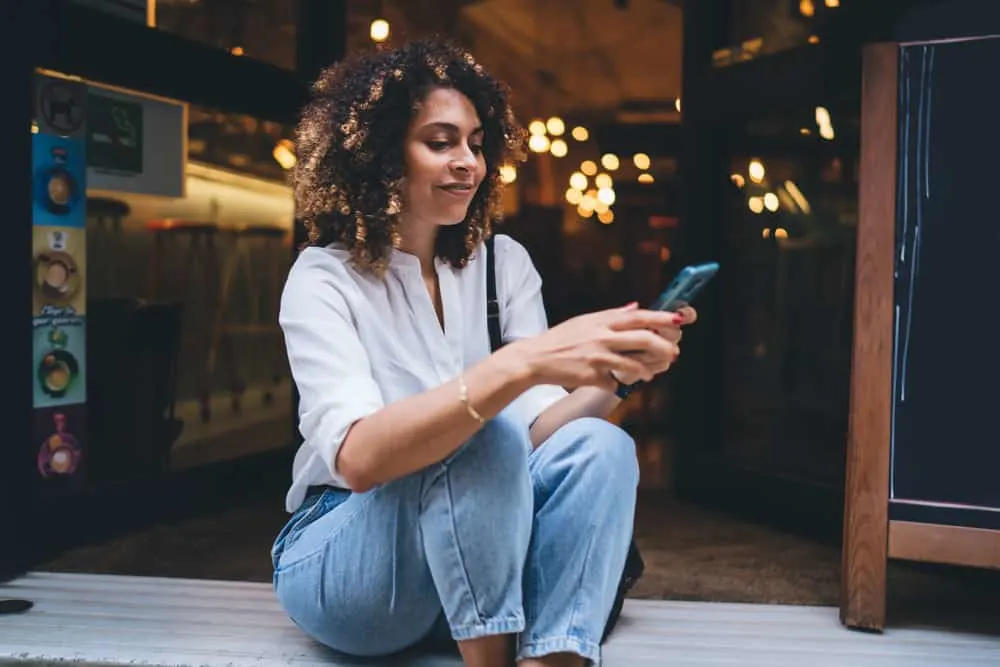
top-left (402, 87), bottom-right (487, 228)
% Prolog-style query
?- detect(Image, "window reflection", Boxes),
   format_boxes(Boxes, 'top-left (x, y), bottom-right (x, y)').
top-left (154, 0), bottom-right (297, 71)
top-left (85, 98), bottom-right (294, 481)
top-left (713, 0), bottom-right (853, 66)
top-left (188, 105), bottom-right (295, 184)
top-left (717, 98), bottom-right (859, 487)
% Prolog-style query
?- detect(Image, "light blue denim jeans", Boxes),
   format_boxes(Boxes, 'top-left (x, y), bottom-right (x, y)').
top-left (271, 414), bottom-right (639, 664)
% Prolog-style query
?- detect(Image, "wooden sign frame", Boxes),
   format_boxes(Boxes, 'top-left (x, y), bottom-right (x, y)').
top-left (840, 42), bottom-right (1000, 632)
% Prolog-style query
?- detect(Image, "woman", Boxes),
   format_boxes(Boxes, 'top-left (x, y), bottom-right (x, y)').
top-left (273, 38), bottom-right (695, 667)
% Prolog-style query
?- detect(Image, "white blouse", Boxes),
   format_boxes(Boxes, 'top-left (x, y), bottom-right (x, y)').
top-left (278, 234), bottom-right (568, 512)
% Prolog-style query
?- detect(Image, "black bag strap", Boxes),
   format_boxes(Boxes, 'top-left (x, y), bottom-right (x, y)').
top-left (483, 233), bottom-right (641, 644)
top-left (485, 236), bottom-right (503, 352)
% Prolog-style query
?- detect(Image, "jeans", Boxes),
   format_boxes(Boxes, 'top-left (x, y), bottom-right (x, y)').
top-left (271, 414), bottom-right (639, 664)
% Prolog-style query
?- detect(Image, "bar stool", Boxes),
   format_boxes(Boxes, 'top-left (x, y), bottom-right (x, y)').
top-left (144, 219), bottom-right (221, 423)
top-left (86, 196), bottom-right (130, 296)
top-left (206, 224), bottom-right (290, 418)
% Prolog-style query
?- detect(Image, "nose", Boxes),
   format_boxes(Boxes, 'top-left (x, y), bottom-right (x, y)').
top-left (450, 146), bottom-right (477, 173)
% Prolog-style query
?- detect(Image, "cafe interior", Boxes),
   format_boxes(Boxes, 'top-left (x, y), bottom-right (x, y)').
top-left (3, 0), bottom-right (998, 646)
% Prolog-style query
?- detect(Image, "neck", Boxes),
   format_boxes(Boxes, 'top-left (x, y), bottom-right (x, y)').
top-left (397, 215), bottom-right (438, 276)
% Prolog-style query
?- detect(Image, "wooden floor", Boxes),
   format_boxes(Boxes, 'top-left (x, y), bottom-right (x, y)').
top-left (1, 572), bottom-right (997, 666)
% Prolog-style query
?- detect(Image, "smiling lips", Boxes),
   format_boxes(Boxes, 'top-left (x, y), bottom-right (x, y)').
top-left (437, 183), bottom-right (475, 198)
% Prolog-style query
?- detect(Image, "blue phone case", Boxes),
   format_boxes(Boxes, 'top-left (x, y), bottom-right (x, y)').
top-left (650, 262), bottom-right (719, 311)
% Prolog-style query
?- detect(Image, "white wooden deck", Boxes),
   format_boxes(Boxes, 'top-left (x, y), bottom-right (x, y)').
top-left (1, 572), bottom-right (997, 666)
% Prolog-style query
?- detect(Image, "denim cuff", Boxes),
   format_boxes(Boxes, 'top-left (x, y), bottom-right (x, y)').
top-left (518, 636), bottom-right (601, 664)
top-left (449, 614), bottom-right (525, 641)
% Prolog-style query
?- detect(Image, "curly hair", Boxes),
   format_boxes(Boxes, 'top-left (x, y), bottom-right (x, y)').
top-left (293, 38), bottom-right (527, 273)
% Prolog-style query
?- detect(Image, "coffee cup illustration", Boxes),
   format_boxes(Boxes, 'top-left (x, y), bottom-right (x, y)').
top-left (34, 151), bottom-right (80, 216)
top-left (37, 412), bottom-right (81, 478)
top-left (34, 250), bottom-right (80, 303)
top-left (37, 348), bottom-right (79, 398)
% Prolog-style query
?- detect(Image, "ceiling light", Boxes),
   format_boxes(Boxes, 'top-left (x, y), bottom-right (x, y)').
top-left (370, 19), bottom-right (390, 43)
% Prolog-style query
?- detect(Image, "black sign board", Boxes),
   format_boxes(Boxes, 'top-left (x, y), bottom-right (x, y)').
top-left (85, 91), bottom-right (144, 176)
top-left (842, 40), bottom-right (1000, 634)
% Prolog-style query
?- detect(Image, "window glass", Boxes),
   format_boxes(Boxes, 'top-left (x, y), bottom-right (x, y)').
top-left (154, 0), bottom-right (297, 71)
top-left (713, 0), bottom-right (853, 66)
top-left (715, 97), bottom-right (860, 487)
top-left (83, 96), bottom-right (295, 481)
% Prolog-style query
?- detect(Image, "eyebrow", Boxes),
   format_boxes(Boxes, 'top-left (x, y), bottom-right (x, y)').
top-left (421, 122), bottom-right (484, 136)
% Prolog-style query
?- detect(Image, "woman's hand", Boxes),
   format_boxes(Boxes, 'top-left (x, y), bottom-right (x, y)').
top-left (498, 303), bottom-right (688, 393)
top-left (612, 305), bottom-right (697, 386)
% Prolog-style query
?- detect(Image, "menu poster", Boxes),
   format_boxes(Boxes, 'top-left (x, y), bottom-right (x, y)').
top-left (34, 76), bottom-right (87, 139)
top-left (32, 133), bottom-right (86, 229)
top-left (33, 226), bottom-right (86, 318)
top-left (33, 318), bottom-right (87, 409)
top-left (33, 406), bottom-right (88, 492)
top-left (32, 71), bottom-right (89, 486)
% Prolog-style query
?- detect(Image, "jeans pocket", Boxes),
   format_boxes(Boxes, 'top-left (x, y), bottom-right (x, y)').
top-left (271, 489), bottom-right (351, 569)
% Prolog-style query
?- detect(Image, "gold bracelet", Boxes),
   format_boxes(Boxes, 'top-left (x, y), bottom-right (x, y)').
top-left (458, 373), bottom-right (486, 425)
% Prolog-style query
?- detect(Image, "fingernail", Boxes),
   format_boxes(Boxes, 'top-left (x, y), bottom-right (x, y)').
top-left (672, 314), bottom-right (684, 324)
top-left (623, 301), bottom-right (638, 309)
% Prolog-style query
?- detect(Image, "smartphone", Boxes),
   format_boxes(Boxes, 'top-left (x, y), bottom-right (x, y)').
top-left (649, 262), bottom-right (719, 312)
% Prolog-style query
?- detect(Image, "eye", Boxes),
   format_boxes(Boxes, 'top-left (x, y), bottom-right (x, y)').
top-left (427, 140), bottom-right (450, 151)
top-left (470, 143), bottom-right (484, 154)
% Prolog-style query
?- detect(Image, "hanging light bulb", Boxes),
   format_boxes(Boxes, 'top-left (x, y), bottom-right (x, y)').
top-left (528, 134), bottom-right (550, 153)
top-left (499, 164), bottom-right (517, 184)
top-left (370, 19), bottom-right (390, 43)
top-left (273, 139), bottom-right (296, 170)
top-left (763, 192), bottom-right (779, 212)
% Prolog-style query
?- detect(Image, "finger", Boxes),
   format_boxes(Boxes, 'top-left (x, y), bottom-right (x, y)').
top-left (654, 325), bottom-right (683, 344)
top-left (585, 302), bottom-right (639, 325)
top-left (583, 353), bottom-right (646, 390)
top-left (677, 306), bottom-right (698, 325)
top-left (604, 329), bottom-right (678, 357)
top-left (608, 309), bottom-right (683, 331)
top-left (631, 345), bottom-right (680, 373)
top-left (601, 353), bottom-right (654, 384)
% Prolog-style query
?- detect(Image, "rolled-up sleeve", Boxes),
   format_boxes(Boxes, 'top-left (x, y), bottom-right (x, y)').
top-left (496, 236), bottom-right (568, 425)
top-left (278, 257), bottom-right (384, 487)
